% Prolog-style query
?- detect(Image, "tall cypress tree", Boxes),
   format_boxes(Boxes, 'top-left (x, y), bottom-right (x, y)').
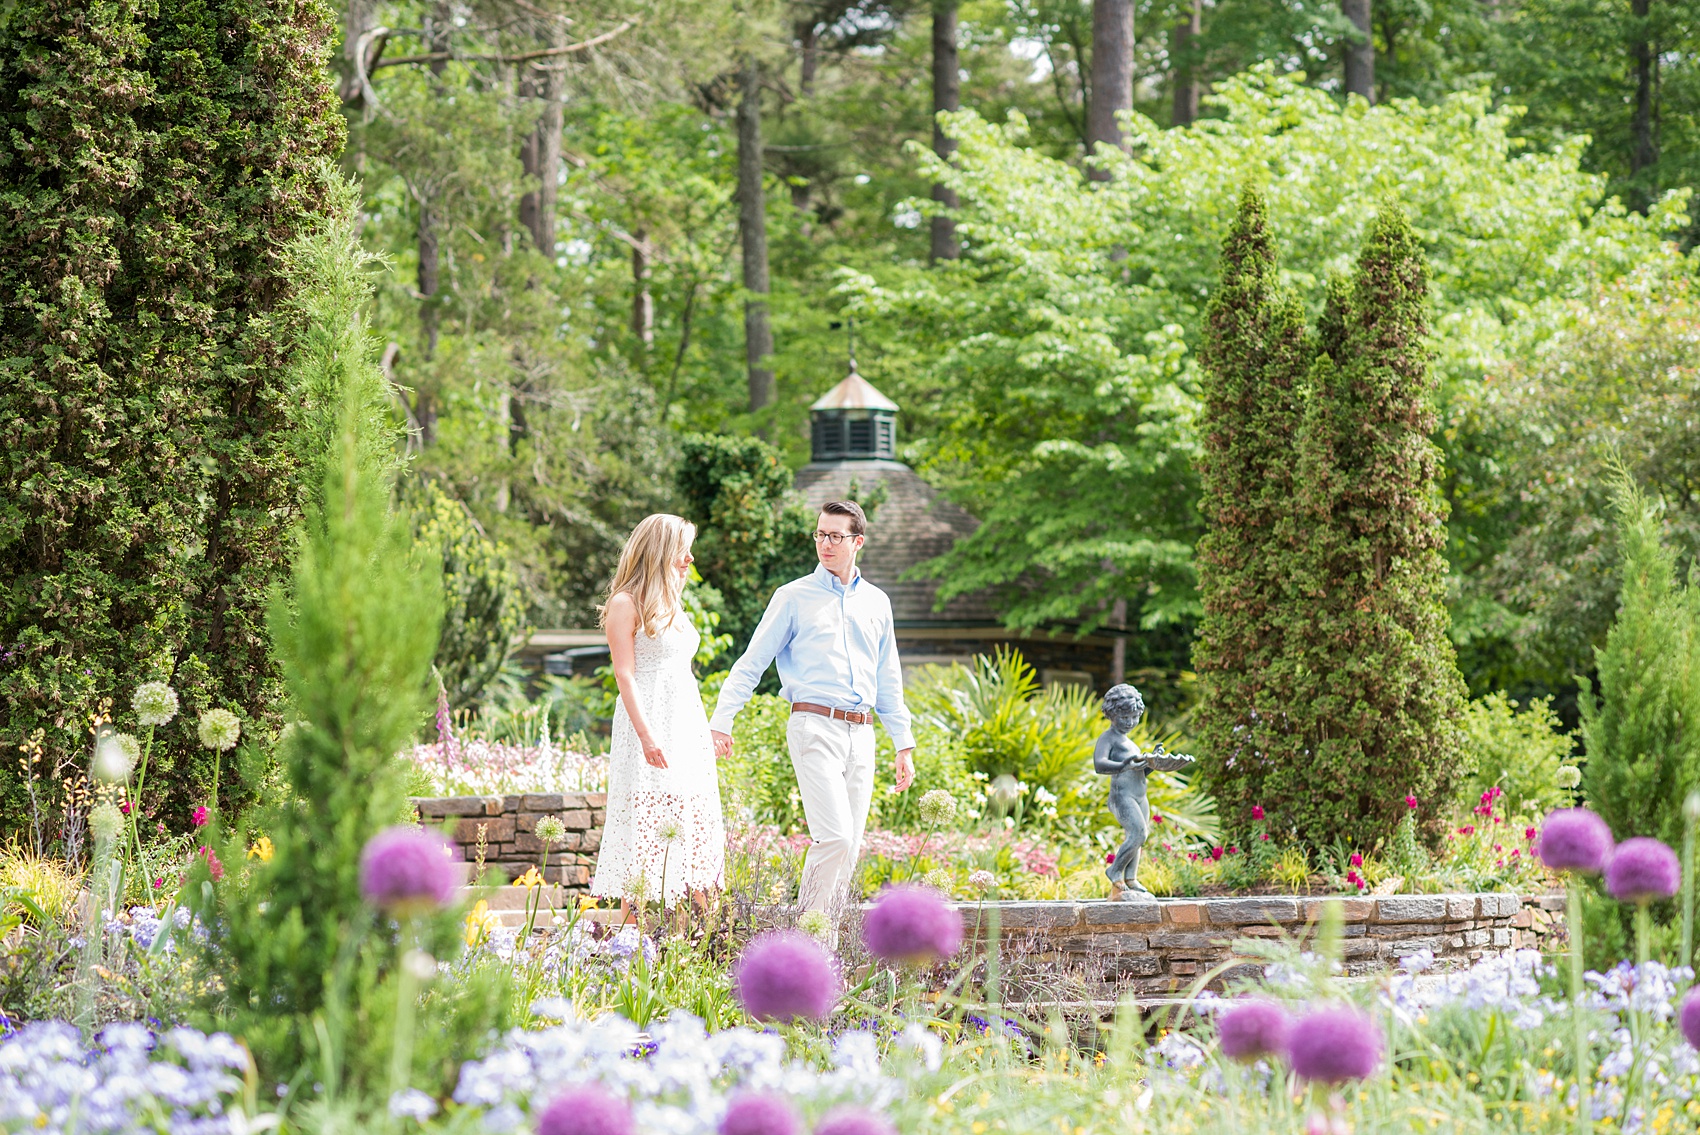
top-left (0, 0), bottom-right (344, 830)
top-left (1193, 187), bottom-right (1313, 828)
top-left (1271, 204), bottom-right (1467, 848)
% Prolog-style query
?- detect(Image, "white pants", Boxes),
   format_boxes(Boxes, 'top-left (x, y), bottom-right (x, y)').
top-left (787, 712), bottom-right (876, 912)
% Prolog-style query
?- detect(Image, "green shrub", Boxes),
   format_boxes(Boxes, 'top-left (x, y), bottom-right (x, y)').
top-left (1580, 467), bottom-right (1700, 849)
top-left (189, 212), bottom-right (507, 1087)
top-left (409, 481), bottom-right (528, 711)
top-left (1458, 692), bottom-right (1576, 818)
top-left (675, 434), bottom-right (817, 655)
top-left (907, 648), bottom-right (1218, 842)
top-left (0, 0), bottom-right (346, 836)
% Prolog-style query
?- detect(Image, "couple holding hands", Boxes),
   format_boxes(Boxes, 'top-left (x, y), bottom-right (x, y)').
top-left (588, 500), bottom-right (914, 917)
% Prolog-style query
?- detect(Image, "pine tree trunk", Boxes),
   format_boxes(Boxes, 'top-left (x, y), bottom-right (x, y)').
top-left (339, 0), bottom-right (376, 106)
top-left (417, 196), bottom-right (440, 359)
top-left (518, 34), bottom-right (565, 258)
top-left (737, 61), bottom-right (775, 413)
top-left (632, 229), bottom-right (654, 348)
top-left (1086, 0), bottom-right (1133, 181)
top-left (1630, 0), bottom-right (1658, 179)
top-left (1341, 0), bottom-right (1374, 102)
top-left (931, 0), bottom-right (961, 262)
top-left (1171, 0), bottom-right (1201, 127)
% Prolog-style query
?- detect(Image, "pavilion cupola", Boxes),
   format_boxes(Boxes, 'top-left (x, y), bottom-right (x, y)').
top-left (809, 362), bottom-right (899, 462)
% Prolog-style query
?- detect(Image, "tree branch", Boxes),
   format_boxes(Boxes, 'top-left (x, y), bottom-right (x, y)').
top-left (371, 18), bottom-right (637, 69)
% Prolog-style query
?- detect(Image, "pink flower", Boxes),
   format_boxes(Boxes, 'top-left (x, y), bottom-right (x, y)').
top-left (1458, 824), bottom-right (1476, 836)
top-left (1226, 846), bottom-right (1239, 855)
top-left (1346, 870), bottom-right (1363, 889)
top-left (1404, 794), bottom-right (1418, 810)
top-left (153, 877), bottom-right (164, 889)
top-left (1525, 827), bottom-right (1537, 841)
top-left (119, 802), bottom-right (131, 816)
top-left (1510, 849), bottom-right (1520, 858)
top-left (192, 806), bottom-right (209, 828)
top-left (1105, 851), bottom-right (1115, 865)
top-left (1492, 843), bottom-right (1502, 853)
top-left (1152, 813), bottom-right (1164, 824)
top-left (1251, 805), bottom-right (1265, 821)
top-left (1349, 852), bottom-right (1363, 868)
top-left (1260, 832), bottom-right (1270, 841)
top-left (197, 846), bottom-right (224, 882)
top-left (1210, 847), bottom-right (1224, 862)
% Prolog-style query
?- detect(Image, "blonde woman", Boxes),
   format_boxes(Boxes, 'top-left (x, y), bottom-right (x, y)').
top-left (590, 514), bottom-right (726, 917)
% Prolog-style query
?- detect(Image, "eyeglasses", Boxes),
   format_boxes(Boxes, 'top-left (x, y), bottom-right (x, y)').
top-left (812, 530), bottom-right (856, 546)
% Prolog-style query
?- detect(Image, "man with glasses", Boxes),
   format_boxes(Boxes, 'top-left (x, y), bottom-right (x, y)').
top-left (709, 500), bottom-right (915, 915)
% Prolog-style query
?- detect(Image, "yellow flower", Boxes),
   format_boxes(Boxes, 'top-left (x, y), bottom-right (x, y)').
top-left (516, 866), bottom-right (544, 890)
top-left (578, 896), bottom-right (598, 912)
top-left (247, 836), bottom-right (274, 862)
top-left (464, 899), bottom-right (498, 947)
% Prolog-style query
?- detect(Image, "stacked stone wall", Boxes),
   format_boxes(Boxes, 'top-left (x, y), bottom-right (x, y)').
top-left (964, 892), bottom-right (1566, 998)
top-left (415, 793), bottom-right (605, 887)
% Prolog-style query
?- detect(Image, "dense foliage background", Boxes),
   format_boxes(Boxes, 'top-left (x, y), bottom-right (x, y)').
top-left (4, 0), bottom-right (1698, 852)
top-left (0, 0), bottom-right (346, 827)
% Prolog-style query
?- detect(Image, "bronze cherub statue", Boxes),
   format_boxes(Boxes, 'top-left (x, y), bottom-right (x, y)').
top-left (1095, 683), bottom-right (1195, 899)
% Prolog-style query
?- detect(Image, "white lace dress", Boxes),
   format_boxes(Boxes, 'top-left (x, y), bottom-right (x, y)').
top-left (591, 612), bottom-right (726, 903)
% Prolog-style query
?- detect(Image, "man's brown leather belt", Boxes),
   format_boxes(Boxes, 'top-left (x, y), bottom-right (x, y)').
top-left (791, 701), bottom-right (874, 725)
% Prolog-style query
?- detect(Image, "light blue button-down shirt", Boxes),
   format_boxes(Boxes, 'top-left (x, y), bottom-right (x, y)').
top-left (709, 563), bottom-right (915, 751)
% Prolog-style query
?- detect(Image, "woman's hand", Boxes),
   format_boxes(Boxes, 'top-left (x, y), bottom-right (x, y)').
top-left (642, 738), bottom-right (668, 769)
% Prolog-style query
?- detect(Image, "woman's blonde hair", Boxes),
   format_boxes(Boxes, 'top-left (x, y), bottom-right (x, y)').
top-left (599, 513), bottom-right (697, 637)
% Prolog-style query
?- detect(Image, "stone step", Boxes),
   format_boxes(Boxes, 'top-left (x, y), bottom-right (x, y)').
top-left (460, 885), bottom-right (623, 931)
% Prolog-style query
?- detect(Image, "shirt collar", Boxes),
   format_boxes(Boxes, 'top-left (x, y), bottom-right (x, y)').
top-left (813, 562), bottom-right (860, 593)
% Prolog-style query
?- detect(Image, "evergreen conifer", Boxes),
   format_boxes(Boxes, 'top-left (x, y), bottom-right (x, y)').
top-left (193, 209), bottom-right (508, 1085)
top-left (1193, 187), bottom-right (1313, 827)
top-left (1269, 204), bottom-right (1468, 847)
top-left (1579, 467), bottom-right (1700, 849)
top-left (0, 0), bottom-right (343, 828)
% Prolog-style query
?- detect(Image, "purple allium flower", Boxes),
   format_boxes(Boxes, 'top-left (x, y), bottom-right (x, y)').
top-left (537, 1086), bottom-right (634, 1135)
top-left (720, 1092), bottom-right (801, 1135)
top-left (733, 931), bottom-right (840, 1023)
top-left (813, 1109), bottom-right (897, 1135)
top-left (1680, 989), bottom-right (1700, 1051)
top-left (1536, 808), bottom-right (1614, 873)
top-left (1285, 1007), bottom-right (1384, 1083)
top-left (358, 827), bottom-right (460, 914)
top-left (1605, 837), bottom-right (1681, 903)
top-left (1216, 1000), bottom-right (1289, 1062)
top-left (861, 885), bottom-right (963, 966)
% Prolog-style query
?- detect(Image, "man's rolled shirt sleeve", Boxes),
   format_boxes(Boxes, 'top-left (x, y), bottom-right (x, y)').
top-left (708, 591), bottom-right (793, 735)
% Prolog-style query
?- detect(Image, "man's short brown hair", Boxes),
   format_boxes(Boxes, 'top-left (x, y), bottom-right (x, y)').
top-left (819, 500), bottom-right (867, 536)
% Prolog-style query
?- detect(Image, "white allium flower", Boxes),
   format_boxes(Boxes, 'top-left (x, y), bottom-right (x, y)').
top-left (197, 708), bottom-right (241, 752)
top-left (655, 818), bottom-right (683, 845)
top-left (798, 910), bottom-right (833, 941)
top-left (968, 869), bottom-right (997, 892)
top-left (534, 815), bottom-right (567, 844)
top-left (919, 788), bottom-right (957, 826)
top-left (90, 801), bottom-right (126, 843)
top-left (1556, 765), bottom-right (1582, 789)
top-left (92, 729), bottom-right (140, 783)
top-left (923, 868), bottom-right (953, 891)
top-left (131, 681), bottom-right (179, 727)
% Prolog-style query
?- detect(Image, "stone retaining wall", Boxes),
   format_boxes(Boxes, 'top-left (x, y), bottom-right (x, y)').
top-left (415, 793), bottom-right (605, 887)
top-left (965, 892), bottom-right (1566, 998)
